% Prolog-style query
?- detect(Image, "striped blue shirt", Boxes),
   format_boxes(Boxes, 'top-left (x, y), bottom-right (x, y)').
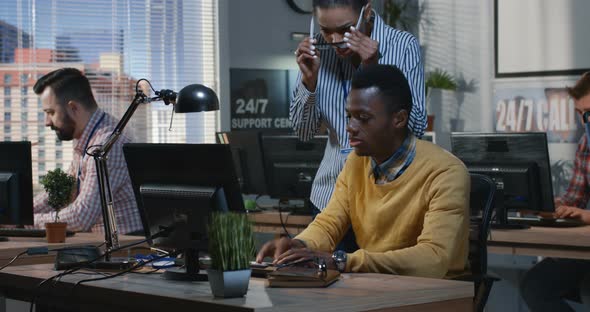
top-left (289, 11), bottom-right (426, 211)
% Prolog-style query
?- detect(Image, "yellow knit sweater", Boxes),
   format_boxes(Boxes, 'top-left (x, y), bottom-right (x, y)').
top-left (296, 140), bottom-right (470, 279)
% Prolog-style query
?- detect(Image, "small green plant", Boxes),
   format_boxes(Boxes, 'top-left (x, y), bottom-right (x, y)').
top-left (426, 69), bottom-right (458, 92)
top-left (383, 0), bottom-right (420, 32)
top-left (39, 168), bottom-right (76, 222)
top-left (208, 212), bottom-right (255, 272)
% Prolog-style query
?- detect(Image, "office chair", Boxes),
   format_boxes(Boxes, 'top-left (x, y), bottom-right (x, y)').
top-left (455, 173), bottom-right (500, 312)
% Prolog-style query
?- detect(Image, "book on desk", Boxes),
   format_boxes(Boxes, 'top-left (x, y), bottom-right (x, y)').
top-left (266, 267), bottom-right (340, 288)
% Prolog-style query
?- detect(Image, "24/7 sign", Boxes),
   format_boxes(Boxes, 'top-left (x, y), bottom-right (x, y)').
top-left (230, 69), bottom-right (292, 131)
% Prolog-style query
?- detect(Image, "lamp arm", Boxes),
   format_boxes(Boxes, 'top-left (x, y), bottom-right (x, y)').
top-left (98, 91), bottom-right (148, 156)
top-left (91, 90), bottom-right (151, 257)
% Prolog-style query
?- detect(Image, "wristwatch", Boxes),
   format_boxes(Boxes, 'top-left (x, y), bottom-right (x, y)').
top-left (332, 250), bottom-right (347, 272)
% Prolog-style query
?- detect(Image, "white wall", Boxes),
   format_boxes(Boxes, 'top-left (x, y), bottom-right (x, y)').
top-left (218, 0), bottom-right (309, 131)
top-left (497, 0), bottom-right (590, 75)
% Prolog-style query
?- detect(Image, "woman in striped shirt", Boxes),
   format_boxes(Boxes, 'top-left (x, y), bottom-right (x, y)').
top-left (290, 0), bottom-right (426, 251)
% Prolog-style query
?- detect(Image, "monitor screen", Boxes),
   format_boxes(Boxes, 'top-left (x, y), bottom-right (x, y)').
top-left (216, 131), bottom-right (267, 195)
top-left (0, 142), bottom-right (33, 225)
top-left (259, 133), bottom-right (327, 200)
top-left (123, 143), bottom-right (245, 280)
top-left (451, 132), bottom-right (554, 212)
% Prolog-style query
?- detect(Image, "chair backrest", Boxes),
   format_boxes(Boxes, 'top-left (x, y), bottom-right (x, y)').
top-left (468, 173), bottom-right (496, 276)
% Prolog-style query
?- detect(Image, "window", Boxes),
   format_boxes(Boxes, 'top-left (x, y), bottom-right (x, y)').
top-left (4, 99), bottom-right (10, 108)
top-left (38, 136), bottom-right (44, 144)
top-left (4, 74), bottom-right (11, 85)
top-left (55, 138), bottom-right (62, 146)
top-left (38, 163), bottom-right (45, 173)
top-left (56, 150), bottom-right (62, 160)
top-left (1, 0), bottom-right (218, 191)
top-left (3, 125), bottom-right (10, 133)
top-left (4, 112), bottom-right (10, 121)
top-left (21, 112), bottom-right (27, 121)
top-left (38, 149), bottom-right (45, 159)
top-left (38, 112), bottom-right (44, 121)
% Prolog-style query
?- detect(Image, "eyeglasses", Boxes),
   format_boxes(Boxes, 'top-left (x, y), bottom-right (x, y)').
top-left (310, 4), bottom-right (366, 50)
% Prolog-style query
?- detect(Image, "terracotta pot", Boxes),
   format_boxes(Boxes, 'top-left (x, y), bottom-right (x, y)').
top-left (45, 222), bottom-right (67, 243)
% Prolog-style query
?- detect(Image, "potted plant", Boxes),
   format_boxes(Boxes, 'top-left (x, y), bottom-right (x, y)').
top-left (207, 212), bottom-right (255, 298)
top-left (425, 68), bottom-right (458, 131)
top-left (39, 168), bottom-right (76, 243)
top-left (382, 0), bottom-right (424, 35)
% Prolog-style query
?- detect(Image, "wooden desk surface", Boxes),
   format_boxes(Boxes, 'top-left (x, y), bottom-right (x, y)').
top-left (0, 233), bottom-right (143, 266)
top-left (251, 211), bottom-right (590, 260)
top-left (0, 264), bottom-right (473, 312)
top-left (489, 225), bottom-right (590, 259)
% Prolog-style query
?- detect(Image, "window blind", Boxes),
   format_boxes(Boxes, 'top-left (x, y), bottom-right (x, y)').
top-left (0, 0), bottom-right (219, 190)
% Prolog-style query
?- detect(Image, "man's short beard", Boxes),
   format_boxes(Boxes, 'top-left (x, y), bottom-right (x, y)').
top-left (52, 113), bottom-right (76, 141)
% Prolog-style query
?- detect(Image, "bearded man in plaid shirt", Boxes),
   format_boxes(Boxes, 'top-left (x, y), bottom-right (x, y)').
top-left (520, 72), bottom-right (590, 311)
top-left (33, 68), bottom-right (142, 235)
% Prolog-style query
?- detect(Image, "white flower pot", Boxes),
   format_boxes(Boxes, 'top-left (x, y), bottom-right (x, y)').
top-left (207, 269), bottom-right (251, 298)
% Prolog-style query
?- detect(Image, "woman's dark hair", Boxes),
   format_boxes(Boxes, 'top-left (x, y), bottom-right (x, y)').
top-left (312, 0), bottom-right (368, 12)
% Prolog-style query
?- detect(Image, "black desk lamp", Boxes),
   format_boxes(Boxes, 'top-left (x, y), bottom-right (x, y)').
top-left (89, 81), bottom-right (219, 266)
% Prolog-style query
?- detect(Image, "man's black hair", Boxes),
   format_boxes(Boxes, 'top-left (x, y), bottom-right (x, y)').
top-left (33, 67), bottom-right (97, 109)
top-left (312, 0), bottom-right (368, 12)
top-left (351, 64), bottom-right (413, 114)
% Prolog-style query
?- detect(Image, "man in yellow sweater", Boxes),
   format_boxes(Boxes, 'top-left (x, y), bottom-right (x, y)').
top-left (256, 64), bottom-right (470, 279)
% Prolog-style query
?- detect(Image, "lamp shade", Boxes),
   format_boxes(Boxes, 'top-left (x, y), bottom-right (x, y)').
top-left (174, 84), bottom-right (219, 113)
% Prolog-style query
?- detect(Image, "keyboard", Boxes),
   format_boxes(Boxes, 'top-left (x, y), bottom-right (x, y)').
top-left (0, 228), bottom-right (76, 238)
top-left (509, 216), bottom-right (586, 228)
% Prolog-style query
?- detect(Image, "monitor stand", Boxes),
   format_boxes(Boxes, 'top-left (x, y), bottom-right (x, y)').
top-left (492, 203), bottom-right (530, 230)
top-left (278, 198), bottom-right (314, 216)
top-left (163, 248), bottom-right (208, 281)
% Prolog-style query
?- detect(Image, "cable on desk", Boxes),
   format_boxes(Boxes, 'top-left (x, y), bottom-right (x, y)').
top-left (63, 251), bottom-right (178, 302)
top-left (0, 246), bottom-right (76, 272)
top-left (29, 230), bottom-right (169, 312)
top-left (0, 250), bottom-right (27, 271)
top-left (278, 199), bottom-right (292, 238)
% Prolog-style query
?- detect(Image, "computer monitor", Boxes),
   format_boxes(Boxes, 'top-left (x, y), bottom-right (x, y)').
top-left (451, 132), bottom-right (554, 226)
top-left (259, 133), bottom-right (327, 208)
top-left (123, 143), bottom-right (245, 281)
top-left (216, 131), bottom-right (267, 195)
top-left (0, 142), bottom-right (34, 226)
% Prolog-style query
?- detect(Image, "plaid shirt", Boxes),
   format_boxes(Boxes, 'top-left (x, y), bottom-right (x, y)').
top-left (33, 109), bottom-right (143, 234)
top-left (556, 135), bottom-right (590, 208)
top-left (370, 134), bottom-right (417, 184)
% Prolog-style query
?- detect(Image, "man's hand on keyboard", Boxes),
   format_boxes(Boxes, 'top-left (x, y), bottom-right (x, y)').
top-left (555, 206), bottom-right (590, 224)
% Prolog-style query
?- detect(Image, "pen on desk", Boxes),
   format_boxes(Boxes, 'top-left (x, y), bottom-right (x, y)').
top-left (275, 258), bottom-right (314, 269)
